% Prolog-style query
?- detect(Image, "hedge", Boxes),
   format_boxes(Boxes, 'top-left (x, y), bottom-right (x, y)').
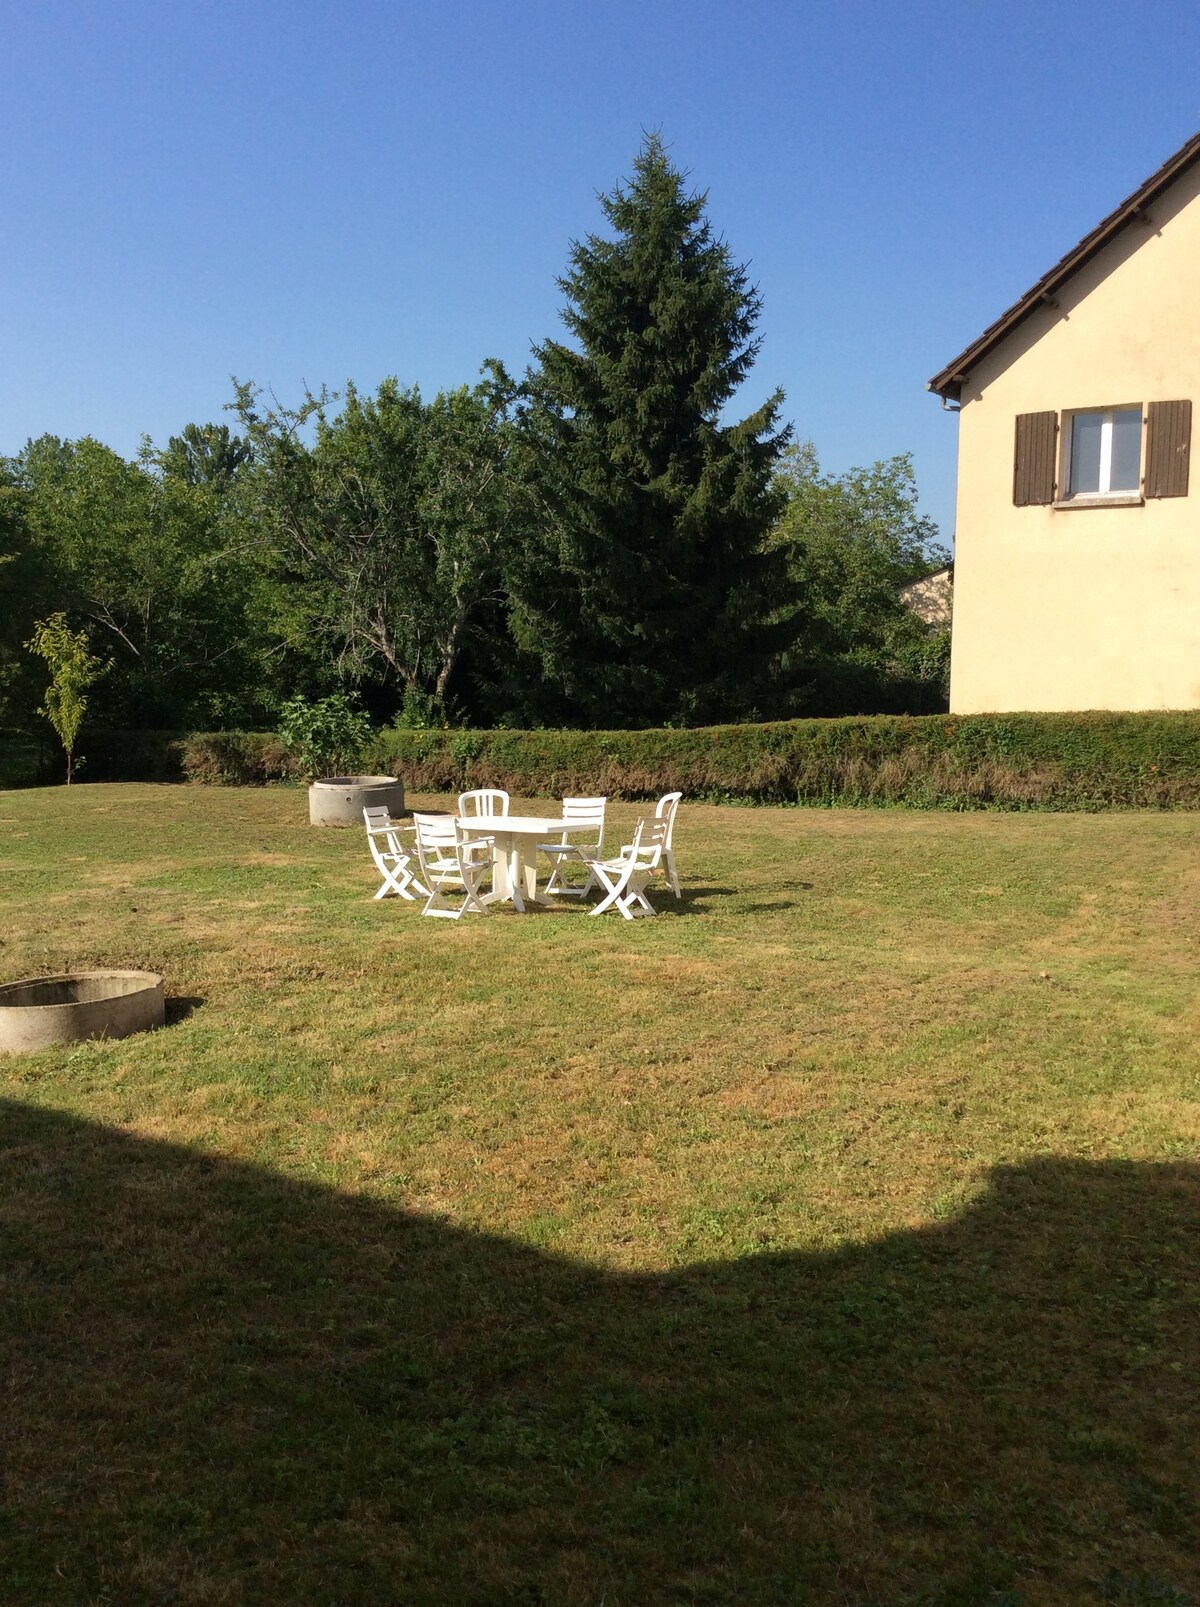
top-left (366, 714), bottom-right (1200, 809)
top-left (3, 713), bottom-right (1199, 808)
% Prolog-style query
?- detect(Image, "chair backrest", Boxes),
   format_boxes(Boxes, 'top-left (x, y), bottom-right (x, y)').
top-left (560, 796), bottom-right (605, 847)
top-left (628, 815), bottom-right (669, 869)
top-left (458, 788), bottom-right (510, 817)
top-left (412, 811), bottom-right (457, 871)
top-left (655, 791), bottom-right (682, 849)
top-left (363, 805), bottom-right (404, 858)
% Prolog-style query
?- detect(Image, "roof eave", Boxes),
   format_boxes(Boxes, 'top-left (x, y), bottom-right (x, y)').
top-left (926, 129), bottom-right (1200, 403)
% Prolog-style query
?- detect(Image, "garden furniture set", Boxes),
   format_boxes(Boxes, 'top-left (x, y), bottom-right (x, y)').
top-left (363, 790), bottom-right (682, 921)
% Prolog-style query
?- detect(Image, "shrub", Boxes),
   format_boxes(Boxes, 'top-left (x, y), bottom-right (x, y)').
top-left (277, 695), bottom-right (372, 780)
top-left (66, 730), bottom-right (186, 783)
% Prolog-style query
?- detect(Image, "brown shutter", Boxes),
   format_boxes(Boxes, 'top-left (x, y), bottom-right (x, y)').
top-left (1013, 411), bottom-right (1057, 506)
top-left (1144, 400), bottom-right (1191, 498)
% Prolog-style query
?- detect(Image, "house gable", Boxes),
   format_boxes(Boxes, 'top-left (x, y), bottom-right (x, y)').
top-left (929, 131), bottom-right (1200, 403)
top-left (937, 136), bottom-right (1200, 715)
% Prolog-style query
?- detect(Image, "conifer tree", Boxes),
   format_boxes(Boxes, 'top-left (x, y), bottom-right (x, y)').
top-left (512, 134), bottom-right (793, 725)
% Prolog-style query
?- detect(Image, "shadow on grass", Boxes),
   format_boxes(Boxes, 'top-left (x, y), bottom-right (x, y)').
top-left (2, 1100), bottom-right (1197, 1606)
top-left (494, 886), bottom-right (737, 918)
top-left (163, 995), bottom-right (206, 1027)
top-left (663, 884), bottom-right (738, 915)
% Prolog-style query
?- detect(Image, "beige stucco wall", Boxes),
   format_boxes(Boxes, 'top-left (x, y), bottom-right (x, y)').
top-left (899, 567), bottom-right (953, 626)
top-left (948, 161), bottom-right (1200, 713)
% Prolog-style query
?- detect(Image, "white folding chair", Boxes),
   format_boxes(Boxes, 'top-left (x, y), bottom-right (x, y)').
top-left (411, 812), bottom-right (493, 919)
top-left (363, 806), bottom-right (427, 901)
top-left (579, 816), bottom-right (670, 920)
top-left (539, 797), bottom-right (606, 897)
top-left (623, 792), bottom-right (682, 898)
top-left (458, 788), bottom-right (510, 818)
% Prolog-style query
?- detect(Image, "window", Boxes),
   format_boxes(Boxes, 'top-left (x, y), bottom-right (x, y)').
top-left (1012, 400), bottom-right (1191, 506)
top-left (1065, 407), bottom-right (1142, 498)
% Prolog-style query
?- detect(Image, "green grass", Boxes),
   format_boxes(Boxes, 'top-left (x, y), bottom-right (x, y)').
top-left (2, 784), bottom-right (1198, 1605)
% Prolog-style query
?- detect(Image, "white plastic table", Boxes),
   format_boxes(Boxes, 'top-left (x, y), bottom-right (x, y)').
top-left (456, 814), bottom-right (571, 913)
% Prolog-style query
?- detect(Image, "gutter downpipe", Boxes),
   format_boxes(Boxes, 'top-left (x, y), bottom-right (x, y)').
top-left (927, 380), bottom-right (963, 414)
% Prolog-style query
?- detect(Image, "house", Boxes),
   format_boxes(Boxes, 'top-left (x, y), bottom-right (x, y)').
top-left (928, 131), bottom-right (1200, 714)
top-left (899, 563), bottom-right (953, 627)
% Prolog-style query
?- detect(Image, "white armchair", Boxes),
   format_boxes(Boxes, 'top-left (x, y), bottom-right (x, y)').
top-left (578, 816), bottom-right (670, 920)
top-left (539, 796), bottom-right (606, 897)
top-left (411, 812), bottom-right (493, 919)
top-left (623, 792), bottom-right (682, 898)
top-left (363, 806), bottom-right (426, 901)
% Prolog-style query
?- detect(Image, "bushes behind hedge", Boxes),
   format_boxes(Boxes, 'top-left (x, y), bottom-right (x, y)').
top-left (3, 713), bottom-right (1198, 808)
top-left (0, 730), bottom-right (297, 788)
top-left (0, 729), bottom-right (53, 789)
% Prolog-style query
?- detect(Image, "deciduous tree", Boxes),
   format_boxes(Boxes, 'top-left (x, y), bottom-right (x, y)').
top-left (25, 612), bottom-right (106, 782)
top-left (772, 443), bottom-right (951, 712)
top-left (12, 434), bottom-right (278, 728)
top-left (152, 422), bottom-right (254, 489)
top-left (234, 373), bottom-right (520, 715)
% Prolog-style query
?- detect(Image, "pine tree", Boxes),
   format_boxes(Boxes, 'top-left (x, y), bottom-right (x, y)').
top-left (511, 134), bottom-right (792, 726)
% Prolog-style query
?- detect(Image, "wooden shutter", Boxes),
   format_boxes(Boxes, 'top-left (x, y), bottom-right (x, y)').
top-left (1144, 400), bottom-right (1191, 498)
top-left (1013, 411), bottom-right (1058, 506)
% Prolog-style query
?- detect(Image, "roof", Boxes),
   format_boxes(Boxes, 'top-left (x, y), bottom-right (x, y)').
top-left (927, 130), bottom-right (1200, 402)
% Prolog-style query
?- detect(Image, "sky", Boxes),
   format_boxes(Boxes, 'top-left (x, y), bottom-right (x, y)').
top-left (3, 1), bottom-right (1199, 545)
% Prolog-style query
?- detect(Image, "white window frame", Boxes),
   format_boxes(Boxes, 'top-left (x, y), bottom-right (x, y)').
top-left (1060, 405), bottom-right (1144, 502)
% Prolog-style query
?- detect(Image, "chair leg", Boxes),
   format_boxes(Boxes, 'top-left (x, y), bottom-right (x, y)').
top-left (544, 851), bottom-right (568, 896)
top-left (664, 850), bottom-right (681, 898)
top-left (459, 865), bottom-right (489, 916)
top-left (588, 866), bottom-right (626, 916)
top-left (394, 862), bottom-right (426, 901)
top-left (615, 875), bottom-right (657, 918)
top-left (421, 880), bottom-right (457, 917)
top-left (545, 849), bottom-right (591, 897)
top-left (374, 857), bottom-right (426, 901)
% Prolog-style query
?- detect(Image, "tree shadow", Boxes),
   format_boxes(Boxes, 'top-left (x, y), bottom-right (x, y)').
top-left (2, 1100), bottom-right (1197, 1605)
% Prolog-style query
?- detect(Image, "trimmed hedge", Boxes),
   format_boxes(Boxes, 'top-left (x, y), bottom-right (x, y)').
top-left (3, 713), bottom-right (1199, 808)
top-left (175, 731), bottom-right (296, 786)
top-left (365, 714), bottom-right (1200, 809)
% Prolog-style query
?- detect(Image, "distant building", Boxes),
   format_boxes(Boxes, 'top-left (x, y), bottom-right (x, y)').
top-left (928, 132), bottom-right (1200, 714)
top-left (899, 563), bottom-right (953, 627)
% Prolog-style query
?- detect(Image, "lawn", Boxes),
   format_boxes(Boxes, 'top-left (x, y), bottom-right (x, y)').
top-left (1, 783), bottom-right (1198, 1606)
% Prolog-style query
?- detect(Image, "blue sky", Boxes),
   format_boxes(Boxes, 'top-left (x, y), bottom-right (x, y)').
top-left (3, 0), bottom-right (1199, 542)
